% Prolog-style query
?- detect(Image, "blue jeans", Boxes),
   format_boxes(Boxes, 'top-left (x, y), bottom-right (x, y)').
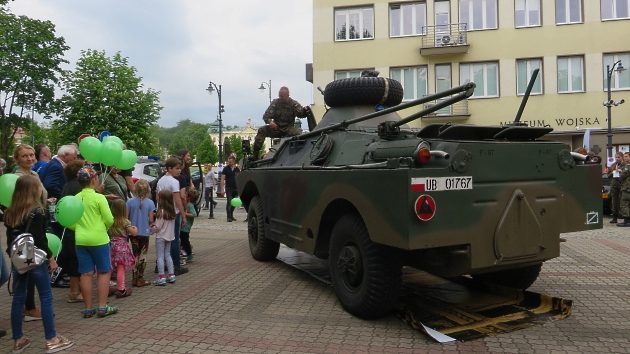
top-left (11, 262), bottom-right (57, 340)
top-left (156, 238), bottom-right (174, 276)
top-left (170, 214), bottom-right (181, 269)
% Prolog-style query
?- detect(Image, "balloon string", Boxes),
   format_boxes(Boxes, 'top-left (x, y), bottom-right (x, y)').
top-left (54, 228), bottom-right (66, 261)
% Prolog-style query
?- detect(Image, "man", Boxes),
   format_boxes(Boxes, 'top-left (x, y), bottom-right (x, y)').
top-left (222, 154), bottom-right (240, 222)
top-left (33, 144), bottom-right (51, 173)
top-left (608, 152), bottom-right (624, 223)
top-left (251, 86), bottom-right (309, 159)
top-left (40, 145), bottom-right (78, 199)
top-left (617, 152), bottom-right (630, 227)
top-left (204, 165), bottom-right (218, 219)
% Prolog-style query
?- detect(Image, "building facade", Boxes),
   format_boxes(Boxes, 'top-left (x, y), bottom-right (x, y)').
top-left (312, 0), bottom-right (630, 157)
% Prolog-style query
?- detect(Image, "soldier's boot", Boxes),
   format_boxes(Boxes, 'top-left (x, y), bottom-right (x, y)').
top-left (617, 218), bottom-right (630, 227)
top-left (610, 216), bottom-right (618, 223)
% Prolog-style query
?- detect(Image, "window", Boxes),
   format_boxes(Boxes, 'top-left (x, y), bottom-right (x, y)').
top-left (603, 53), bottom-right (630, 90)
top-left (515, 0), bottom-right (541, 27)
top-left (335, 70), bottom-right (365, 80)
top-left (516, 58), bottom-right (543, 95)
top-left (390, 66), bottom-right (428, 101)
top-left (390, 2), bottom-right (427, 37)
top-left (557, 56), bottom-right (584, 93)
top-left (602, 0), bottom-right (630, 20)
top-left (460, 62), bottom-right (499, 97)
top-left (555, 0), bottom-right (582, 24)
top-left (460, 0), bottom-right (497, 30)
top-left (335, 7), bottom-right (374, 41)
top-left (435, 64), bottom-right (452, 92)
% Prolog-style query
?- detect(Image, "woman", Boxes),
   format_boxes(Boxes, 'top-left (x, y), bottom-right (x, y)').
top-left (103, 167), bottom-right (129, 201)
top-left (13, 144), bottom-right (51, 322)
top-left (72, 167), bottom-right (117, 318)
top-left (5, 175), bottom-right (74, 353)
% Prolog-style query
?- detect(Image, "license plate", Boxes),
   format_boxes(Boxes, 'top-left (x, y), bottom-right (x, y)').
top-left (412, 177), bottom-right (473, 192)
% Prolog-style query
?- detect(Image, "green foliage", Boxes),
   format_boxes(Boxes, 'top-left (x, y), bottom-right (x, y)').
top-left (226, 135), bottom-right (244, 162)
top-left (0, 10), bottom-right (68, 162)
top-left (55, 50), bottom-right (161, 155)
top-left (153, 119), bottom-right (211, 157)
top-left (20, 119), bottom-right (52, 148)
top-left (196, 134), bottom-right (218, 164)
top-left (223, 136), bottom-right (232, 161)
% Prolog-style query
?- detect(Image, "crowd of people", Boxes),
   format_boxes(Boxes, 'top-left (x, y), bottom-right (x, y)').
top-left (1, 143), bottom-right (200, 353)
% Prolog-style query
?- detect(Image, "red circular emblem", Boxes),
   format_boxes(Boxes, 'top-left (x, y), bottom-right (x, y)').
top-left (414, 194), bottom-right (436, 221)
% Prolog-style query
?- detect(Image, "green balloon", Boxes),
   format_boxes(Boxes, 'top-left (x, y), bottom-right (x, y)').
top-left (104, 135), bottom-right (124, 148)
top-left (115, 149), bottom-right (137, 170)
top-left (100, 140), bottom-right (123, 166)
top-left (79, 136), bottom-right (102, 163)
top-left (230, 197), bottom-right (242, 208)
top-left (0, 173), bottom-right (19, 207)
top-left (55, 195), bottom-right (84, 228)
top-left (46, 233), bottom-right (62, 257)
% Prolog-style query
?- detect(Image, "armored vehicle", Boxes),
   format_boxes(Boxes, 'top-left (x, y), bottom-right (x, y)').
top-left (237, 73), bottom-right (602, 319)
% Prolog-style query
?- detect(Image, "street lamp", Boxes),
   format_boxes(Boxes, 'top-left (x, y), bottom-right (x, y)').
top-left (207, 81), bottom-right (225, 163)
top-left (604, 60), bottom-right (626, 163)
top-left (258, 80), bottom-right (272, 103)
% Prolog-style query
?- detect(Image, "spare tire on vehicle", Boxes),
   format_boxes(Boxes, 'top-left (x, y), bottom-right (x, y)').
top-left (324, 77), bottom-right (404, 108)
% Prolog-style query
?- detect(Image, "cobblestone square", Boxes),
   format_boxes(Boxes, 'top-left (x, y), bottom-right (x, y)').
top-left (1, 201), bottom-right (629, 353)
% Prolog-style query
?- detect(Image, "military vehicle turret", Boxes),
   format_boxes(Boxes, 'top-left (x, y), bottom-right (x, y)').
top-left (237, 72), bottom-right (602, 319)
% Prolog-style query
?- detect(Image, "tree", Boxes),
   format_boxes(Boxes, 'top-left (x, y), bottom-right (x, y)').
top-left (226, 134), bottom-right (243, 162)
top-left (196, 134), bottom-right (218, 164)
top-left (152, 119), bottom-right (210, 158)
top-left (20, 119), bottom-right (53, 148)
top-left (55, 50), bottom-right (161, 154)
top-left (0, 9), bottom-right (68, 162)
top-left (223, 136), bottom-right (232, 160)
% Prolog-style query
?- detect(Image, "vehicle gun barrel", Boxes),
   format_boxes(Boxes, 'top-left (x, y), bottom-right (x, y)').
top-left (513, 68), bottom-right (539, 125)
top-left (394, 83), bottom-right (475, 128)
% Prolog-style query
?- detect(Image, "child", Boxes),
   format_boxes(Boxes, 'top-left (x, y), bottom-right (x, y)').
top-left (72, 167), bottom-right (117, 318)
top-left (108, 199), bottom-right (138, 297)
top-left (152, 189), bottom-right (177, 286)
top-left (126, 179), bottom-right (155, 287)
top-left (180, 189), bottom-right (199, 263)
top-left (5, 175), bottom-right (74, 353)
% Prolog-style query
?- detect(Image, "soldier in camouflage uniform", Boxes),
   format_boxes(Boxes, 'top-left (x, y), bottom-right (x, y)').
top-left (618, 152), bottom-right (630, 227)
top-left (251, 86), bottom-right (308, 159)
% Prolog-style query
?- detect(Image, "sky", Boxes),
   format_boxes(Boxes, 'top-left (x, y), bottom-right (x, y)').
top-left (8, 0), bottom-right (314, 128)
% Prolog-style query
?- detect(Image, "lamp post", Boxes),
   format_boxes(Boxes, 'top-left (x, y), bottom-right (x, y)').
top-left (258, 80), bottom-right (272, 103)
top-left (604, 60), bottom-right (626, 163)
top-left (207, 81), bottom-right (224, 163)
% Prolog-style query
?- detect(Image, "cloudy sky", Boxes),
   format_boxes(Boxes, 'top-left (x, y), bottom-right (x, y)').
top-left (8, 0), bottom-right (313, 128)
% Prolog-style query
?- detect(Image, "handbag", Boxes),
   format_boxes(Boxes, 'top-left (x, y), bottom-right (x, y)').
top-left (9, 213), bottom-right (47, 274)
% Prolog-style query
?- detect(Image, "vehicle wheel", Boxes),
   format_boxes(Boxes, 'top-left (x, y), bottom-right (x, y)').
top-left (247, 196), bottom-right (279, 261)
top-left (329, 214), bottom-right (401, 319)
top-left (473, 263), bottom-right (543, 290)
top-left (324, 77), bottom-right (404, 108)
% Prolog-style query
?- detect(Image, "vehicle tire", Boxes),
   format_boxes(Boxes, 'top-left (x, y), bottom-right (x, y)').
top-left (324, 77), bottom-right (404, 108)
top-left (247, 196), bottom-right (279, 261)
top-left (329, 214), bottom-right (401, 319)
top-left (473, 263), bottom-right (543, 290)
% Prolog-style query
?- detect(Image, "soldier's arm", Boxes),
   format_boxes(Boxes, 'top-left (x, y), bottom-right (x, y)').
top-left (263, 101), bottom-right (276, 124)
top-left (293, 100), bottom-right (308, 118)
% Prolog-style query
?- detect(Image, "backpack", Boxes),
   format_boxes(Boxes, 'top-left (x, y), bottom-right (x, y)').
top-left (9, 214), bottom-right (47, 274)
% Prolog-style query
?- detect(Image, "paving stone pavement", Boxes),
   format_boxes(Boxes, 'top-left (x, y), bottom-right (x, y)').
top-left (0, 200), bottom-right (629, 353)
